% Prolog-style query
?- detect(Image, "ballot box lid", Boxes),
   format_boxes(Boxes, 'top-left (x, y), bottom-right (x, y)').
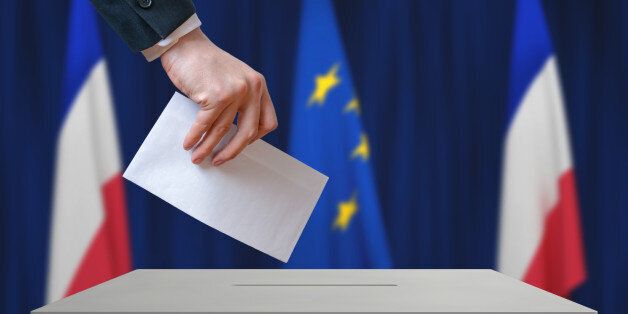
top-left (33, 269), bottom-right (595, 314)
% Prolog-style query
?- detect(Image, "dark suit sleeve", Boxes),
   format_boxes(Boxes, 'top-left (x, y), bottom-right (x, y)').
top-left (90, 0), bottom-right (196, 52)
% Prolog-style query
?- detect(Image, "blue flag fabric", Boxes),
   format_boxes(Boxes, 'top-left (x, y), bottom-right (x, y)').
top-left (62, 0), bottom-right (104, 122)
top-left (286, 0), bottom-right (392, 268)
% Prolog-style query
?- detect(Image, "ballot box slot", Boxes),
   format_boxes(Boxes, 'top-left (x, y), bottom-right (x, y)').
top-left (232, 284), bottom-right (398, 287)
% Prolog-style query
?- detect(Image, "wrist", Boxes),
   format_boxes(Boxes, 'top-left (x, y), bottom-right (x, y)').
top-left (165, 28), bottom-right (208, 53)
top-left (161, 28), bottom-right (214, 72)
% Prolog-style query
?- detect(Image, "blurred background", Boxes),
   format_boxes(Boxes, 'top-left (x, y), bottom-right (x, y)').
top-left (1, 0), bottom-right (627, 313)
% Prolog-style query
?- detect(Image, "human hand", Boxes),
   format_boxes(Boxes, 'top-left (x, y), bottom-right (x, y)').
top-left (160, 28), bottom-right (277, 166)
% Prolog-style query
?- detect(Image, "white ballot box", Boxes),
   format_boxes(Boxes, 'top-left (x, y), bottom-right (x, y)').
top-left (33, 269), bottom-right (595, 314)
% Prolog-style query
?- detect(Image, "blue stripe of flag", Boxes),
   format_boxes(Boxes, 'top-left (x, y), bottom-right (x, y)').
top-left (506, 0), bottom-right (553, 126)
top-left (61, 0), bottom-right (103, 122)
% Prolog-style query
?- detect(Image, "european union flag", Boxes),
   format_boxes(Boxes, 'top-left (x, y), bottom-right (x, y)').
top-left (286, 0), bottom-right (392, 268)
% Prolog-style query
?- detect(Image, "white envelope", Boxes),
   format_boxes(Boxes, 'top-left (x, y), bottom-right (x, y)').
top-left (123, 92), bottom-right (328, 262)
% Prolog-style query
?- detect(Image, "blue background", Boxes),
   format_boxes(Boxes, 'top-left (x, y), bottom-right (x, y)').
top-left (1, 1), bottom-right (627, 313)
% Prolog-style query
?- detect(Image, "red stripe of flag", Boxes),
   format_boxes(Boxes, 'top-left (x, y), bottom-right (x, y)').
top-left (64, 174), bottom-right (131, 297)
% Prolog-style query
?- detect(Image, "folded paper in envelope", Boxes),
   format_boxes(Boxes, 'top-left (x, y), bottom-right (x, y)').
top-left (123, 92), bottom-right (328, 262)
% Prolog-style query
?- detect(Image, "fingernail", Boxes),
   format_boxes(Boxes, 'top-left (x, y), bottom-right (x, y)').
top-left (213, 159), bottom-right (224, 166)
top-left (193, 157), bottom-right (202, 164)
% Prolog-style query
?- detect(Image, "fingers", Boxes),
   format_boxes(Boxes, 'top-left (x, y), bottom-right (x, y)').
top-left (183, 108), bottom-right (222, 150)
top-left (254, 80), bottom-right (278, 141)
top-left (186, 70), bottom-right (277, 166)
top-left (184, 76), bottom-right (246, 162)
top-left (212, 94), bottom-right (261, 166)
top-left (190, 105), bottom-right (238, 164)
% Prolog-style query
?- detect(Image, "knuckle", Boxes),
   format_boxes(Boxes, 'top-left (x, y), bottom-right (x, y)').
top-left (194, 121), bottom-right (209, 131)
top-left (208, 85), bottom-right (230, 104)
top-left (220, 149), bottom-right (237, 161)
top-left (196, 148), bottom-right (210, 159)
top-left (194, 119), bottom-right (210, 130)
top-left (225, 149), bottom-right (237, 158)
top-left (259, 125), bottom-right (270, 134)
top-left (215, 90), bottom-right (231, 104)
top-left (237, 79), bottom-right (249, 93)
top-left (216, 124), bottom-right (231, 135)
top-left (248, 72), bottom-right (263, 92)
top-left (257, 122), bottom-right (276, 137)
top-left (244, 129), bottom-right (257, 141)
top-left (191, 93), bottom-right (211, 107)
top-left (262, 118), bottom-right (278, 133)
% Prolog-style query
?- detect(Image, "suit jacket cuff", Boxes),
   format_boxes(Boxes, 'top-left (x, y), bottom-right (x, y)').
top-left (91, 0), bottom-right (196, 51)
top-left (141, 13), bottom-right (202, 62)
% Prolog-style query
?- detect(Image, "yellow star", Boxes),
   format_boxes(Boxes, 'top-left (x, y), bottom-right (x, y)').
top-left (334, 192), bottom-right (358, 231)
top-left (308, 63), bottom-right (341, 106)
top-left (351, 133), bottom-right (370, 161)
top-left (344, 97), bottom-right (361, 114)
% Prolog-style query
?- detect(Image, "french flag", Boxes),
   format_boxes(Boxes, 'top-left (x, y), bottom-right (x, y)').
top-left (46, 0), bottom-right (131, 302)
top-left (498, 0), bottom-right (586, 297)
